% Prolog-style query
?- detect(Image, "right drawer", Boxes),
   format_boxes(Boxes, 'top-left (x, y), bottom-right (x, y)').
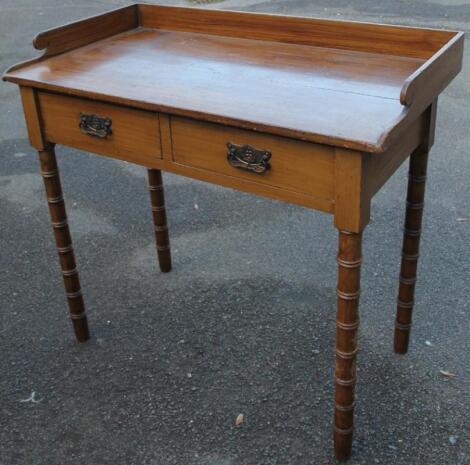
top-left (170, 116), bottom-right (335, 204)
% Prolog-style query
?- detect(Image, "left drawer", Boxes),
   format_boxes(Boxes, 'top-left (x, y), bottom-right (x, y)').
top-left (37, 92), bottom-right (161, 164)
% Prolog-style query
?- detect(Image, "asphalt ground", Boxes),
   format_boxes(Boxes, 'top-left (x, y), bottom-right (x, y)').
top-left (0, 1), bottom-right (469, 464)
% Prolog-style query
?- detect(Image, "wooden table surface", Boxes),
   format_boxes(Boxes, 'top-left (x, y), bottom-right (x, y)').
top-left (2, 3), bottom-right (464, 462)
top-left (7, 28), bottom-right (426, 152)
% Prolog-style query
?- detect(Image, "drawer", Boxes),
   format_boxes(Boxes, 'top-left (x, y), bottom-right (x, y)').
top-left (37, 92), bottom-right (161, 164)
top-left (170, 116), bottom-right (335, 203)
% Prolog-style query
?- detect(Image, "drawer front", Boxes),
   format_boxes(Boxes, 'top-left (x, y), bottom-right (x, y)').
top-left (38, 92), bottom-right (161, 164)
top-left (170, 116), bottom-right (335, 202)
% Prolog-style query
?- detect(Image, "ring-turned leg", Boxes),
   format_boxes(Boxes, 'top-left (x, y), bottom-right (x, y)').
top-left (147, 169), bottom-right (171, 273)
top-left (334, 230), bottom-right (362, 461)
top-left (38, 145), bottom-right (89, 342)
top-left (394, 146), bottom-right (429, 354)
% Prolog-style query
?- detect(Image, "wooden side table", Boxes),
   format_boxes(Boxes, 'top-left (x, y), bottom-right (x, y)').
top-left (3, 4), bottom-right (463, 460)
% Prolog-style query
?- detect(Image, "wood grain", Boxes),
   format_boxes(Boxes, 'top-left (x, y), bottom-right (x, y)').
top-left (37, 92), bottom-right (161, 164)
top-left (148, 169), bottom-right (171, 273)
top-left (394, 101), bottom-right (436, 354)
top-left (2, 5), bottom-right (465, 461)
top-left (38, 145), bottom-right (89, 342)
top-left (366, 111), bottom-right (427, 197)
top-left (19, 87), bottom-right (46, 150)
top-left (159, 114), bottom-right (173, 161)
top-left (334, 230), bottom-right (362, 460)
top-left (139, 4), bottom-right (454, 59)
top-left (3, 6), bottom-right (462, 153)
top-left (394, 146), bottom-right (429, 354)
top-left (401, 32), bottom-right (464, 106)
top-left (147, 159), bottom-right (335, 213)
top-left (34, 5), bottom-right (137, 57)
top-left (170, 116), bottom-right (335, 207)
top-left (334, 149), bottom-right (370, 233)
top-left (4, 28), bottom-right (420, 153)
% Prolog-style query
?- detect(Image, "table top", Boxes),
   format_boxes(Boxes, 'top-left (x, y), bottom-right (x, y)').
top-left (3, 4), bottom-right (464, 153)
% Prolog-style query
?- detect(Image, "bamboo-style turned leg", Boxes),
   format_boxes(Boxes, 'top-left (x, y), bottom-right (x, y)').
top-left (148, 169), bottom-right (171, 273)
top-left (394, 146), bottom-right (429, 354)
top-left (38, 145), bottom-right (89, 342)
top-left (334, 230), bottom-right (362, 461)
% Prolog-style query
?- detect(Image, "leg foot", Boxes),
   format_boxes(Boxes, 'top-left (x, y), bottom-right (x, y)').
top-left (334, 230), bottom-right (362, 461)
top-left (394, 146), bottom-right (428, 354)
top-left (38, 146), bottom-right (89, 342)
top-left (148, 169), bottom-right (171, 273)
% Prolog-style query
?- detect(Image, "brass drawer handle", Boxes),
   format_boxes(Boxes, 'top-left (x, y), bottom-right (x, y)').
top-left (79, 112), bottom-right (112, 138)
top-left (227, 142), bottom-right (271, 174)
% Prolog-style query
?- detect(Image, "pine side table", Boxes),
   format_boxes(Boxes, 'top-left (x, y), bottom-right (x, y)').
top-left (3, 4), bottom-right (464, 460)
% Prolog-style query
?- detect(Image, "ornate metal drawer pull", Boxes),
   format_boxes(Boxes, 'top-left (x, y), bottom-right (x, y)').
top-left (227, 142), bottom-right (271, 174)
top-left (79, 113), bottom-right (112, 138)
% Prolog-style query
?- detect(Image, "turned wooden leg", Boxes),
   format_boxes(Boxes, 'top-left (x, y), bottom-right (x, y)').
top-left (334, 230), bottom-right (362, 461)
top-left (394, 146), bottom-right (429, 354)
top-left (147, 169), bottom-right (171, 273)
top-left (38, 145), bottom-right (89, 342)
